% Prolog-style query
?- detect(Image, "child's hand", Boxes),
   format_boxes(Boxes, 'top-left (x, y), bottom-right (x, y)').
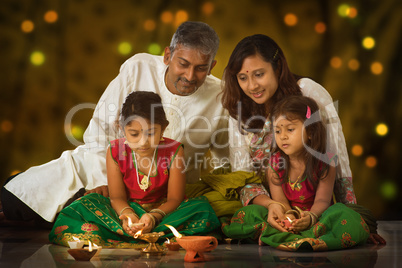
top-left (282, 214), bottom-right (296, 230)
top-left (289, 211), bottom-right (310, 233)
top-left (119, 214), bottom-right (142, 236)
top-left (139, 213), bottom-right (155, 234)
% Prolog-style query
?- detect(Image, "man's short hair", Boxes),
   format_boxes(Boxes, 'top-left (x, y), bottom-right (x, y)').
top-left (169, 21), bottom-right (219, 60)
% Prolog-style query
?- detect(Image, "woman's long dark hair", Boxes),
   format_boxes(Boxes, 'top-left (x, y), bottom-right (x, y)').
top-left (222, 34), bottom-right (302, 130)
top-left (271, 95), bottom-right (329, 189)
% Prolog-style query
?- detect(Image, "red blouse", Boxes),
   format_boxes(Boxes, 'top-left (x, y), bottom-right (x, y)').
top-left (269, 152), bottom-right (317, 211)
top-left (110, 137), bottom-right (183, 204)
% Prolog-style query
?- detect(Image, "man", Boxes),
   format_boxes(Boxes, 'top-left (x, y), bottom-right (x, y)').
top-left (1, 21), bottom-right (229, 227)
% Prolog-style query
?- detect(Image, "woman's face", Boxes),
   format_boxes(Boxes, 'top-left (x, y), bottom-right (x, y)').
top-left (236, 54), bottom-right (279, 105)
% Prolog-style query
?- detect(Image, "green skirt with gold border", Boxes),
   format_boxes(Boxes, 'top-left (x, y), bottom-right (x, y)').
top-left (221, 203), bottom-right (370, 251)
top-left (49, 193), bottom-right (220, 249)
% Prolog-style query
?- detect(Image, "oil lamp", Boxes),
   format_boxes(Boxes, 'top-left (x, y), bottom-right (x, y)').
top-left (164, 238), bottom-right (181, 251)
top-left (67, 240), bottom-right (97, 261)
top-left (134, 229), bottom-right (166, 256)
top-left (165, 224), bottom-right (218, 263)
top-left (283, 216), bottom-right (294, 228)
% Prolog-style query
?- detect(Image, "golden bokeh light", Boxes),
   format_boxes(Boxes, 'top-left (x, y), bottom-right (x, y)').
top-left (376, 123), bottom-right (388, 136)
top-left (175, 10), bottom-right (188, 27)
top-left (330, 57), bottom-right (342, 69)
top-left (371, 62), bottom-right (383, 75)
top-left (365, 156), bottom-right (377, 168)
top-left (118, 42), bottom-right (132, 55)
top-left (30, 51), bottom-right (45, 66)
top-left (1, 120), bottom-right (13, 133)
top-left (144, 19), bottom-right (156, 31)
top-left (362, 36), bottom-right (375, 49)
top-left (314, 22), bottom-right (326, 34)
top-left (148, 43), bottom-right (162, 55)
top-left (21, 20), bottom-right (34, 33)
top-left (161, 11), bottom-right (173, 23)
top-left (351, 144), bottom-right (363, 157)
top-left (348, 7), bottom-right (358, 18)
top-left (44, 10), bottom-right (58, 23)
top-left (348, 59), bottom-right (360, 71)
top-left (284, 13), bottom-right (298, 26)
top-left (202, 2), bottom-right (215, 15)
top-left (71, 125), bottom-right (84, 140)
top-left (337, 4), bottom-right (350, 17)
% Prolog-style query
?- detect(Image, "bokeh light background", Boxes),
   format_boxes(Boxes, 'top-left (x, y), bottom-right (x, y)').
top-left (0, 0), bottom-right (401, 220)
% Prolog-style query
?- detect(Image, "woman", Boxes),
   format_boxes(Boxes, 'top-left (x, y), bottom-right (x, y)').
top-left (222, 34), bottom-right (385, 245)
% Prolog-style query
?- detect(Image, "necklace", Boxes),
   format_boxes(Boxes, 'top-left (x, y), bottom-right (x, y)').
top-left (288, 173), bottom-right (303, 191)
top-left (133, 149), bottom-right (156, 192)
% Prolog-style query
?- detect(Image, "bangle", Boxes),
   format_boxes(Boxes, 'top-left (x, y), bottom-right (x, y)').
top-left (285, 209), bottom-right (301, 219)
top-left (267, 201), bottom-right (286, 212)
top-left (308, 214), bottom-right (315, 228)
top-left (146, 213), bottom-right (157, 229)
top-left (119, 206), bottom-right (134, 216)
top-left (149, 209), bottom-right (166, 220)
top-left (309, 211), bottom-right (319, 221)
top-left (149, 208), bottom-right (166, 217)
top-left (306, 212), bottom-right (317, 228)
top-left (293, 206), bottom-right (304, 216)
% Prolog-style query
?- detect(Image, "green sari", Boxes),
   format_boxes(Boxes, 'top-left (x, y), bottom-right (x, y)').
top-left (222, 203), bottom-right (370, 251)
top-left (49, 193), bottom-right (220, 249)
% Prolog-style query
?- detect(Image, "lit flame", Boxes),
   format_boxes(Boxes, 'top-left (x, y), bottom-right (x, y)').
top-left (93, 243), bottom-right (99, 249)
top-left (286, 217), bottom-right (294, 223)
top-left (165, 224), bottom-right (182, 238)
top-left (166, 238), bottom-right (170, 244)
top-left (88, 241), bottom-right (93, 252)
top-left (72, 236), bottom-right (80, 242)
top-left (126, 215), bottom-right (134, 228)
top-left (134, 229), bottom-right (143, 239)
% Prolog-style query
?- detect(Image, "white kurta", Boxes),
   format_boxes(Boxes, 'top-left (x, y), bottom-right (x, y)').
top-left (6, 53), bottom-right (229, 222)
top-left (229, 77), bottom-right (352, 180)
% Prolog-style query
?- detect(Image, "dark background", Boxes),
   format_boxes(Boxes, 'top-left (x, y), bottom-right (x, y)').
top-left (0, 0), bottom-right (400, 220)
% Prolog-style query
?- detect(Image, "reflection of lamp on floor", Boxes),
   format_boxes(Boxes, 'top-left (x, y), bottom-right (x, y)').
top-left (165, 224), bottom-right (218, 263)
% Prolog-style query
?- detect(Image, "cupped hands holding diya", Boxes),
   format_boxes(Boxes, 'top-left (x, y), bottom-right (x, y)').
top-left (120, 213), bottom-right (146, 236)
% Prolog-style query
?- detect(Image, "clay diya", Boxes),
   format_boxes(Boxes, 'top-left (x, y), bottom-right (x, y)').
top-left (165, 224), bottom-right (218, 262)
top-left (68, 248), bottom-right (97, 261)
top-left (176, 236), bottom-right (218, 263)
top-left (164, 239), bottom-right (181, 251)
top-left (282, 217), bottom-right (294, 228)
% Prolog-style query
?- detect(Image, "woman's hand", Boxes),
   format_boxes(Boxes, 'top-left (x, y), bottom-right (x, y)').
top-left (289, 211), bottom-right (310, 232)
top-left (267, 203), bottom-right (287, 232)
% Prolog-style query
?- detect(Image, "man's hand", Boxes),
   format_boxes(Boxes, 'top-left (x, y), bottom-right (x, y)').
top-left (84, 185), bottom-right (109, 197)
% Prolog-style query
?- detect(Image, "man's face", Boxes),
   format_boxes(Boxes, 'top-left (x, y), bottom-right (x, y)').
top-left (164, 44), bottom-right (217, 96)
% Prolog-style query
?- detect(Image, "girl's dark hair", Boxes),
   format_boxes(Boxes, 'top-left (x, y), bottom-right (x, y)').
top-left (222, 34), bottom-right (302, 131)
top-left (271, 95), bottom-right (329, 189)
top-left (119, 91), bottom-right (169, 128)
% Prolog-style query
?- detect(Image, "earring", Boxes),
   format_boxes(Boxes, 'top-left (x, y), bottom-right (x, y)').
top-left (124, 138), bottom-right (129, 145)
top-left (160, 137), bottom-right (165, 142)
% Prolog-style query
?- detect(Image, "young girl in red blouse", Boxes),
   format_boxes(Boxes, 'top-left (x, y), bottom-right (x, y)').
top-left (49, 92), bottom-right (219, 248)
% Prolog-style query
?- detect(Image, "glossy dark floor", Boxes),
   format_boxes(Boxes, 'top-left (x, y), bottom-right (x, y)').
top-left (0, 221), bottom-right (400, 268)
